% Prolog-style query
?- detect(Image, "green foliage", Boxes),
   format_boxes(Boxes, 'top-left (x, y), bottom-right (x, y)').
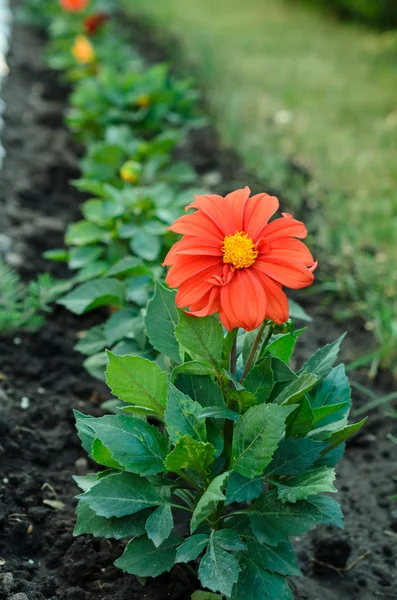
top-left (73, 309), bottom-right (362, 598)
top-left (303, 0), bottom-right (397, 28)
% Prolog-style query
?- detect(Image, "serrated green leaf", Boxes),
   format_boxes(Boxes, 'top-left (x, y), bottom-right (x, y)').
top-left (288, 299), bottom-right (312, 323)
top-left (266, 438), bottom-right (328, 476)
top-left (231, 556), bottom-right (293, 600)
top-left (85, 414), bottom-right (167, 475)
top-left (115, 535), bottom-right (181, 577)
top-left (265, 329), bottom-right (306, 363)
top-left (58, 278), bottom-right (124, 315)
top-left (68, 245), bottom-right (103, 269)
top-left (271, 358), bottom-right (297, 383)
top-left (301, 334), bottom-right (346, 380)
top-left (145, 281), bottom-right (181, 363)
top-left (107, 256), bottom-right (145, 277)
top-left (231, 404), bottom-right (295, 478)
top-left (165, 384), bottom-right (207, 444)
top-left (145, 504), bottom-right (174, 547)
top-left (308, 364), bottom-right (351, 427)
top-left (175, 312), bottom-right (224, 369)
top-left (273, 371), bottom-right (318, 406)
top-left (307, 495), bottom-right (344, 529)
top-left (165, 435), bottom-right (215, 473)
top-left (274, 467), bottom-right (337, 503)
top-left (77, 471), bottom-right (164, 518)
top-left (248, 491), bottom-right (322, 546)
top-left (321, 418), bottom-right (367, 452)
top-left (73, 473), bottom-right (100, 492)
top-left (66, 220), bottom-right (105, 246)
top-left (74, 410), bottom-right (98, 457)
top-left (191, 472), bottom-right (230, 533)
top-left (198, 531), bottom-right (240, 597)
top-left (246, 537), bottom-right (301, 576)
top-left (243, 356), bottom-right (274, 403)
top-left (75, 324), bottom-right (107, 356)
top-left (198, 406), bottom-right (240, 421)
top-left (175, 534), bottom-right (210, 564)
top-left (105, 308), bottom-right (138, 346)
top-left (83, 351), bottom-right (108, 381)
top-left (176, 374), bottom-right (225, 409)
top-left (106, 352), bottom-right (168, 414)
top-left (315, 443), bottom-right (345, 468)
top-left (91, 438), bottom-right (124, 469)
top-left (285, 397), bottom-right (313, 438)
top-left (131, 231), bottom-right (161, 261)
top-left (74, 501), bottom-right (149, 539)
top-left (225, 472), bottom-right (263, 506)
top-left (312, 402), bottom-right (350, 427)
top-left (213, 529), bottom-right (247, 552)
top-left (172, 361), bottom-right (216, 380)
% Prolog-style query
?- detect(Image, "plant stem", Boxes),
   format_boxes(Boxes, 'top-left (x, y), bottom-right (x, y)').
top-left (170, 503), bottom-right (194, 513)
top-left (240, 320), bottom-right (272, 382)
top-left (229, 335), bottom-right (237, 378)
top-left (175, 470), bottom-right (203, 495)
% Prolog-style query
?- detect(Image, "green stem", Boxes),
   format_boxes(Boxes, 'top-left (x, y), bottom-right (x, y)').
top-left (170, 503), bottom-right (194, 513)
top-left (175, 470), bottom-right (203, 495)
top-left (223, 335), bottom-right (238, 468)
top-left (240, 321), bottom-right (272, 382)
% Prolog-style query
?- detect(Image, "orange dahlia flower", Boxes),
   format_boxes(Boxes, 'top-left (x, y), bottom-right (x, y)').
top-left (164, 187), bottom-right (317, 331)
top-left (60, 0), bottom-right (89, 12)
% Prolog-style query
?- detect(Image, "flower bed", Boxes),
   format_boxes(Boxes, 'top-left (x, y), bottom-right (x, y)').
top-left (0, 3), bottom-right (396, 600)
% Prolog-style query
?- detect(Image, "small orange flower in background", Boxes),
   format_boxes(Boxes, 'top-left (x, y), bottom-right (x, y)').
top-left (84, 12), bottom-right (110, 35)
top-left (72, 35), bottom-right (95, 65)
top-left (164, 187), bottom-right (317, 331)
top-left (60, 0), bottom-right (89, 12)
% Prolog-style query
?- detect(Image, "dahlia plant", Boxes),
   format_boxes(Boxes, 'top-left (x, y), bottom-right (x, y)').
top-left (74, 190), bottom-right (365, 599)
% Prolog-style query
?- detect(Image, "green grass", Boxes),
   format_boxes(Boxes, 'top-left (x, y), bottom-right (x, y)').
top-left (123, 0), bottom-right (397, 369)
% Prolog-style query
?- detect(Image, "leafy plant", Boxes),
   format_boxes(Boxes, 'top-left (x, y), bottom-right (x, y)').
top-left (73, 284), bottom-right (366, 599)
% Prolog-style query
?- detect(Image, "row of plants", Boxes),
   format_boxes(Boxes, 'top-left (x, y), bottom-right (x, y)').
top-left (20, 1), bottom-right (367, 598)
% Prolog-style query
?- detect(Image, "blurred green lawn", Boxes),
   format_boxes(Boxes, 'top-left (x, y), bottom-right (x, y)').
top-left (123, 0), bottom-right (397, 367)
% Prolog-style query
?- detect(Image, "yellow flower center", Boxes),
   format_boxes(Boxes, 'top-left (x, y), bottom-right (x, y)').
top-left (222, 231), bottom-right (258, 269)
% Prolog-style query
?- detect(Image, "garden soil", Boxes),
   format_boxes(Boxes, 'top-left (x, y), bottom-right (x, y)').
top-left (0, 10), bottom-right (396, 600)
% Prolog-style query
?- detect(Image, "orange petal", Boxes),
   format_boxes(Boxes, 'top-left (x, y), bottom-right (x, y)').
top-left (225, 186), bottom-right (251, 232)
top-left (264, 238), bottom-right (315, 267)
top-left (188, 287), bottom-right (220, 318)
top-left (252, 269), bottom-right (289, 324)
top-left (169, 211), bottom-right (223, 240)
top-left (243, 193), bottom-right (279, 241)
top-left (186, 194), bottom-right (236, 236)
top-left (261, 214), bottom-right (307, 241)
top-left (168, 235), bottom-right (223, 257)
top-left (219, 269), bottom-right (267, 331)
top-left (254, 258), bottom-right (315, 289)
top-left (166, 256), bottom-right (223, 288)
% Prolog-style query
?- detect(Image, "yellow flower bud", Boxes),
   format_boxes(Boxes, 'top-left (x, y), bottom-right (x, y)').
top-left (120, 161), bottom-right (142, 184)
top-left (72, 35), bottom-right (96, 65)
top-left (136, 94), bottom-right (151, 108)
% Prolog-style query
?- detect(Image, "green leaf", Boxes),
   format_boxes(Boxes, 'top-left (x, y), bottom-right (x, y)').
top-left (115, 535), bottom-right (181, 577)
top-left (307, 495), bottom-right (344, 529)
top-left (43, 248), bottom-right (69, 262)
top-left (198, 531), bottom-right (241, 597)
top-left (271, 358), bottom-right (296, 383)
top-left (321, 418), bottom-right (367, 452)
top-left (308, 364), bottom-right (351, 427)
top-left (175, 534), bottom-right (210, 564)
top-left (248, 491), bottom-right (323, 546)
top-left (274, 467), bottom-right (337, 503)
top-left (91, 438), bottom-right (123, 469)
top-left (58, 278), bottom-right (124, 315)
top-left (83, 351), bottom-right (108, 381)
top-left (243, 356), bottom-right (274, 403)
top-left (107, 256), bottom-right (145, 277)
top-left (77, 471), bottom-right (164, 518)
top-left (74, 501), bottom-right (149, 539)
top-left (266, 439), bottom-right (328, 476)
top-left (175, 312), bottom-right (224, 370)
top-left (172, 361), bottom-right (217, 379)
top-left (265, 329), bottom-right (306, 363)
top-left (288, 299), bottom-right (312, 323)
top-left (68, 245), bottom-right (103, 269)
top-left (75, 324), bottom-right (106, 356)
top-left (145, 281), bottom-right (180, 363)
top-left (165, 435), bottom-right (215, 473)
top-left (85, 414), bottom-right (168, 475)
top-left (191, 472), bottom-right (230, 533)
top-left (106, 352), bottom-right (168, 414)
top-left (176, 374), bottom-right (225, 409)
top-left (285, 397), bottom-right (313, 438)
top-left (131, 231), bottom-right (161, 261)
top-left (231, 404), bottom-right (295, 478)
top-left (225, 472), bottom-right (263, 506)
top-left (74, 410), bottom-right (98, 456)
top-left (273, 371), bottom-right (318, 406)
top-left (145, 504), bottom-right (174, 547)
top-left (191, 593), bottom-right (222, 600)
top-left (231, 556), bottom-right (293, 600)
top-left (246, 537), bottom-right (301, 576)
top-left (199, 406), bottom-right (240, 421)
top-left (213, 529), bottom-right (247, 552)
top-left (105, 308), bottom-right (138, 346)
top-left (301, 334), bottom-right (346, 380)
top-left (66, 220), bottom-right (105, 246)
top-left (165, 384), bottom-right (207, 444)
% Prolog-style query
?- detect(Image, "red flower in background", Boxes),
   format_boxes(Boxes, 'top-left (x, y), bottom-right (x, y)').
top-left (84, 12), bottom-right (110, 35)
top-left (164, 187), bottom-right (317, 331)
top-left (60, 0), bottom-right (89, 13)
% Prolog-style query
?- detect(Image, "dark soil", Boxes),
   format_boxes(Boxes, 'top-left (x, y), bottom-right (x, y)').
top-left (0, 9), bottom-right (396, 600)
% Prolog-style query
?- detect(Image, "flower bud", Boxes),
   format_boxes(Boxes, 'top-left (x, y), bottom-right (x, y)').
top-left (84, 12), bottom-right (110, 35)
top-left (72, 35), bottom-right (96, 65)
top-left (120, 161), bottom-right (142, 184)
